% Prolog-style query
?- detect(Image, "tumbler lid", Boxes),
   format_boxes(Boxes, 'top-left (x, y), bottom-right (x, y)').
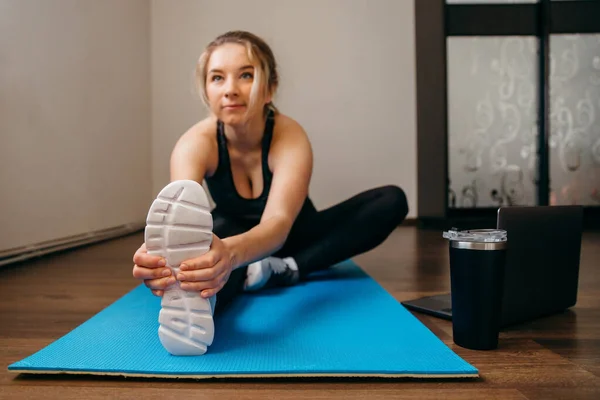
top-left (443, 228), bottom-right (507, 250)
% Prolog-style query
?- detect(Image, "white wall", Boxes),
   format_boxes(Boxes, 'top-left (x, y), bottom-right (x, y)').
top-left (0, 0), bottom-right (152, 252)
top-left (151, 0), bottom-right (417, 216)
top-left (0, 0), bottom-right (416, 254)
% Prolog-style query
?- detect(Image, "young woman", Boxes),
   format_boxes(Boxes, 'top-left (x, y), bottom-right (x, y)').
top-left (132, 31), bottom-right (408, 355)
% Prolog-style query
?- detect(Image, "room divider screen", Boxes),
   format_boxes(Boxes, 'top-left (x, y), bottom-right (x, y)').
top-left (416, 0), bottom-right (600, 227)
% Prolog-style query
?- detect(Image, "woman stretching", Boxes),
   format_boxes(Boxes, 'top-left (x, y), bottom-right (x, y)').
top-left (132, 31), bottom-right (408, 356)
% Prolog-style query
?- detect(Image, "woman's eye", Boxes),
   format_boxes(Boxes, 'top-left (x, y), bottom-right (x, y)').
top-left (241, 72), bottom-right (253, 79)
top-left (211, 75), bottom-right (222, 82)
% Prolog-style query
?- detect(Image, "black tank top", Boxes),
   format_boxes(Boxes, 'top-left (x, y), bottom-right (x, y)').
top-left (205, 110), bottom-right (316, 221)
top-left (204, 110), bottom-right (275, 221)
top-left (205, 110), bottom-right (316, 222)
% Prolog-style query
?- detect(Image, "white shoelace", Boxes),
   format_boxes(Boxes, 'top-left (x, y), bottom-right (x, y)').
top-left (266, 258), bottom-right (288, 274)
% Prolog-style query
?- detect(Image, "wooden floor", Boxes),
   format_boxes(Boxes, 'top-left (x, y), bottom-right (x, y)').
top-left (1, 226), bottom-right (599, 399)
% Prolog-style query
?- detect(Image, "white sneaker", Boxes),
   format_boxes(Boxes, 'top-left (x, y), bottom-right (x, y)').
top-left (244, 257), bottom-right (299, 292)
top-left (144, 180), bottom-right (215, 356)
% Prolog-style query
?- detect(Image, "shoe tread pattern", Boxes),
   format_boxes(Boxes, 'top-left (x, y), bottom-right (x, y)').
top-left (144, 180), bottom-right (214, 356)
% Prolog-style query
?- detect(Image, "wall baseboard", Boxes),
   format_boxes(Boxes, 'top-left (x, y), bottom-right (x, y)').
top-left (401, 217), bottom-right (418, 226)
top-left (0, 223), bottom-right (145, 268)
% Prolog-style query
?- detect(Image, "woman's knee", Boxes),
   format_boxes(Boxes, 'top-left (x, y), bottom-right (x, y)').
top-left (212, 216), bottom-right (252, 239)
top-left (379, 185), bottom-right (409, 223)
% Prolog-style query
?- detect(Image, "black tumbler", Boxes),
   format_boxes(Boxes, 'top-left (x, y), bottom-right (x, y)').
top-left (443, 229), bottom-right (508, 351)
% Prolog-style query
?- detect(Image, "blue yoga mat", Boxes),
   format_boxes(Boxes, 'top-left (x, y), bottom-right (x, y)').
top-left (8, 261), bottom-right (477, 379)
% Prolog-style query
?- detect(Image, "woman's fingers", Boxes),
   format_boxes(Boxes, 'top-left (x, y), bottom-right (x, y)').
top-left (132, 264), bottom-right (172, 280)
top-left (132, 242), bottom-right (173, 297)
top-left (179, 278), bottom-right (221, 292)
top-left (135, 235), bottom-right (231, 299)
top-left (200, 269), bottom-right (230, 298)
top-left (144, 276), bottom-right (176, 290)
top-left (176, 266), bottom-right (219, 283)
top-left (180, 251), bottom-right (221, 271)
top-left (179, 263), bottom-right (230, 296)
top-left (178, 257), bottom-right (228, 284)
top-left (133, 250), bottom-right (167, 269)
top-left (199, 286), bottom-right (222, 299)
top-left (132, 242), bottom-right (171, 279)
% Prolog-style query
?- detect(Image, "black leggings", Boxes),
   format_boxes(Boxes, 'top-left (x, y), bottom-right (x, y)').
top-left (213, 185), bottom-right (409, 313)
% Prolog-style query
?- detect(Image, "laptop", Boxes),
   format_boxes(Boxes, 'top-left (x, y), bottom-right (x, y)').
top-left (402, 205), bottom-right (584, 328)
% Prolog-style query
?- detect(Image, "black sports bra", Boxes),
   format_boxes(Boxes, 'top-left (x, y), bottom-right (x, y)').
top-left (204, 110), bottom-right (275, 220)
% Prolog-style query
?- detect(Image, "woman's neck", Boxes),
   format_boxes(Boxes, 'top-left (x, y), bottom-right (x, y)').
top-left (222, 113), bottom-right (266, 152)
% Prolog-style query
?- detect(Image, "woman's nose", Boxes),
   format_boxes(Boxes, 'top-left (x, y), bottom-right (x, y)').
top-left (224, 79), bottom-right (239, 98)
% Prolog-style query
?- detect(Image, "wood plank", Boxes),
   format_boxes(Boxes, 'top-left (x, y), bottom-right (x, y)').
top-left (451, 339), bottom-right (600, 388)
top-left (518, 388), bottom-right (600, 400)
top-left (0, 387), bottom-right (528, 400)
top-left (535, 339), bottom-right (600, 378)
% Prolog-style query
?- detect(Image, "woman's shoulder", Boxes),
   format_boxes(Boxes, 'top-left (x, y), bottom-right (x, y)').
top-left (272, 112), bottom-right (310, 141)
top-left (273, 112), bottom-right (300, 129)
top-left (171, 116), bottom-right (219, 175)
top-left (178, 116), bottom-right (218, 145)
top-left (269, 112), bottom-right (313, 166)
top-left (172, 116), bottom-right (219, 156)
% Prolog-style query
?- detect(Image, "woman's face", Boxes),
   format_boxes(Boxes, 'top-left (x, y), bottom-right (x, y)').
top-left (205, 43), bottom-right (270, 125)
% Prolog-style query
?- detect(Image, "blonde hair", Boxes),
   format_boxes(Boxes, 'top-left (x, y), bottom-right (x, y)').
top-left (196, 31), bottom-right (279, 117)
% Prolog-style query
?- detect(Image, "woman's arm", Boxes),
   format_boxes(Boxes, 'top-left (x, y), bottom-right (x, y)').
top-left (174, 115), bottom-right (313, 298)
top-left (169, 121), bottom-right (216, 182)
top-left (132, 121), bottom-right (216, 296)
top-left (223, 116), bottom-right (313, 269)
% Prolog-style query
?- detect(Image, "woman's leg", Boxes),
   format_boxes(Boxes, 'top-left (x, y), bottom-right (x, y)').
top-left (210, 212), bottom-right (255, 314)
top-left (277, 185), bottom-right (409, 278)
top-left (244, 185), bottom-right (409, 290)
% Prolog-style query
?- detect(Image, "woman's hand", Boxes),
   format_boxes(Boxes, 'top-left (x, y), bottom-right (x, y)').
top-left (132, 243), bottom-right (175, 297)
top-left (177, 234), bottom-right (234, 298)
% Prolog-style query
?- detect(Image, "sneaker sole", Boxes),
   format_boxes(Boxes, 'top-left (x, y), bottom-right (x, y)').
top-left (144, 180), bottom-right (214, 355)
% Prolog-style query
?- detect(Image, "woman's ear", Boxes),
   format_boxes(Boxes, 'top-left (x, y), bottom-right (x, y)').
top-left (264, 92), bottom-right (272, 106)
top-left (264, 84), bottom-right (277, 105)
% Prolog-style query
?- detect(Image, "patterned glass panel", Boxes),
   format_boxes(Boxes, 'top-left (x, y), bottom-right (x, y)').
top-left (448, 37), bottom-right (539, 208)
top-left (549, 34), bottom-right (600, 206)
